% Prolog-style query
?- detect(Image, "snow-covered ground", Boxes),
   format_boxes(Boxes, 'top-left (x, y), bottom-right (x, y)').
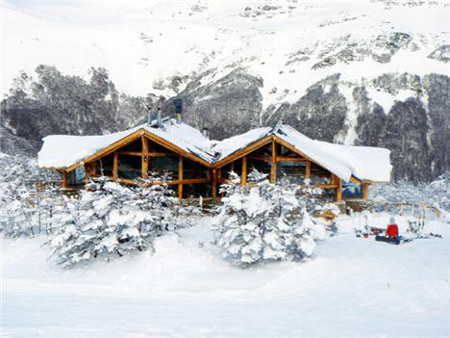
top-left (2, 213), bottom-right (449, 337)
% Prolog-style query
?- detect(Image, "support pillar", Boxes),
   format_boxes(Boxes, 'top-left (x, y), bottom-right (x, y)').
top-left (212, 169), bottom-right (217, 200)
top-left (113, 153), bottom-right (119, 181)
top-left (62, 171), bottom-right (68, 189)
top-left (270, 139), bottom-right (277, 184)
top-left (241, 156), bottom-right (247, 185)
top-left (305, 160), bottom-right (311, 184)
top-left (178, 156), bottom-right (183, 200)
top-left (141, 136), bottom-right (149, 179)
top-left (84, 163), bottom-right (91, 185)
top-left (336, 178), bottom-right (342, 202)
top-left (363, 183), bottom-right (369, 200)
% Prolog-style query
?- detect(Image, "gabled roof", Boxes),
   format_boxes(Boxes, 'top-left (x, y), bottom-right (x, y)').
top-left (38, 118), bottom-right (215, 169)
top-left (211, 122), bottom-right (391, 182)
top-left (38, 120), bottom-right (392, 183)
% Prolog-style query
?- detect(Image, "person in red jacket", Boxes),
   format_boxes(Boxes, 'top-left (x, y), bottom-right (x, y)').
top-left (386, 216), bottom-right (399, 238)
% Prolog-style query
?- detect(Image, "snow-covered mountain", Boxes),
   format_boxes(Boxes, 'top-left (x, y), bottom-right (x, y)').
top-left (1, 0), bottom-right (449, 181)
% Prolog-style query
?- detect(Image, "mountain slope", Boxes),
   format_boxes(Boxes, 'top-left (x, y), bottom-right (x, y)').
top-left (1, 0), bottom-right (449, 181)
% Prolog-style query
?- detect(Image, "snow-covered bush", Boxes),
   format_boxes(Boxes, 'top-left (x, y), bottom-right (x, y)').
top-left (49, 175), bottom-right (183, 268)
top-left (424, 172), bottom-right (450, 212)
top-left (370, 172), bottom-right (450, 213)
top-left (0, 154), bottom-right (60, 238)
top-left (213, 169), bottom-right (324, 267)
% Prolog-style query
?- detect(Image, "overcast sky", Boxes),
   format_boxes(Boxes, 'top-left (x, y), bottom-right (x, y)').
top-left (2, 0), bottom-right (167, 24)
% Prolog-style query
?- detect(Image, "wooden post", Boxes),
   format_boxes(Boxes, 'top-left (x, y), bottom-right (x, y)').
top-left (336, 178), bottom-right (342, 202)
top-left (84, 163), bottom-right (91, 185)
top-left (212, 169), bottom-right (217, 200)
top-left (241, 156), bottom-right (247, 185)
top-left (141, 136), bottom-right (149, 179)
top-left (92, 161), bottom-right (97, 177)
top-left (305, 160), bottom-right (311, 183)
top-left (362, 183), bottom-right (369, 200)
top-left (178, 156), bottom-right (183, 200)
top-left (62, 170), bottom-right (68, 189)
top-left (230, 161), bottom-right (235, 173)
top-left (113, 153), bottom-right (119, 181)
top-left (270, 139), bottom-right (277, 184)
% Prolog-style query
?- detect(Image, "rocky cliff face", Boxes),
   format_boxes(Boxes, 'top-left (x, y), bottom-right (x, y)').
top-left (168, 70), bottom-right (449, 182)
top-left (1, 66), bottom-right (449, 183)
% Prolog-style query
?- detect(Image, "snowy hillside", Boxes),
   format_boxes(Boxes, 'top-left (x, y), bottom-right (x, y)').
top-left (2, 0), bottom-right (449, 101)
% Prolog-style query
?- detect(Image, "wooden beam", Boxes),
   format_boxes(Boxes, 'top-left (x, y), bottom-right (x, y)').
top-left (270, 139), bottom-right (276, 184)
top-left (141, 136), bottom-right (149, 179)
top-left (315, 184), bottom-right (339, 189)
top-left (118, 151), bottom-right (179, 157)
top-left (119, 151), bottom-right (142, 156)
top-left (248, 155), bottom-right (270, 162)
top-left (178, 156), bottom-right (183, 200)
top-left (305, 160), bottom-right (311, 182)
top-left (92, 161), bottom-right (97, 177)
top-left (212, 169), bottom-right (217, 200)
top-left (336, 178), bottom-right (342, 202)
top-left (230, 161), bottom-right (235, 173)
top-left (120, 177), bottom-right (209, 186)
top-left (62, 171), bottom-right (68, 189)
top-left (149, 152), bottom-right (178, 157)
top-left (241, 156), bottom-right (247, 185)
top-left (84, 163), bottom-right (91, 185)
top-left (276, 156), bottom-right (306, 162)
top-left (363, 183), bottom-right (369, 200)
top-left (113, 153), bottom-right (119, 182)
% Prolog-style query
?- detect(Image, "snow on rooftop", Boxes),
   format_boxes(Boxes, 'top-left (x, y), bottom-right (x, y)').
top-left (38, 118), bottom-right (214, 169)
top-left (38, 120), bottom-right (391, 182)
top-left (212, 123), bottom-right (391, 182)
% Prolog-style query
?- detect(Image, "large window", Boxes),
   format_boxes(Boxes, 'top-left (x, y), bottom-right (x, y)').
top-left (342, 182), bottom-right (364, 199)
top-left (98, 154), bottom-right (114, 177)
top-left (183, 158), bottom-right (208, 179)
top-left (151, 156), bottom-right (179, 180)
top-left (277, 161), bottom-right (306, 184)
top-left (310, 163), bottom-right (332, 185)
top-left (247, 158), bottom-right (271, 177)
top-left (118, 155), bottom-right (141, 180)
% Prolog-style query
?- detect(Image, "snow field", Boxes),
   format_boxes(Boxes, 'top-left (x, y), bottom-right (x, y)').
top-left (2, 213), bottom-right (450, 337)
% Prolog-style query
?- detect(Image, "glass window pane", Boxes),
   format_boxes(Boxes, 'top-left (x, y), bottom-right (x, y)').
top-left (342, 182), bottom-right (364, 199)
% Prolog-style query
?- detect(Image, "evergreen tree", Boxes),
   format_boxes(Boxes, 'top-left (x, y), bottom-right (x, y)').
top-left (49, 175), bottom-right (183, 268)
top-left (213, 169), bottom-right (324, 267)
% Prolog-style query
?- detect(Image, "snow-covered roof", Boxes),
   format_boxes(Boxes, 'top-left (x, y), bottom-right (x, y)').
top-left (212, 123), bottom-right (391, 182)
top-left (38, 120), bottom-right (391, 182)
top-left (38, 118), bottom-right (215, 169)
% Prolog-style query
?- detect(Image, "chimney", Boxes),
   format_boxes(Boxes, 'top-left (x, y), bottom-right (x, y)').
top-left (157, 106), bottom-right (162, 127)
top-left (202, 126), bottom-right (209, 139)
top-left (173, 98), bottom-right (183, 124)
top-left (144, 103), bottom-right (152, 126)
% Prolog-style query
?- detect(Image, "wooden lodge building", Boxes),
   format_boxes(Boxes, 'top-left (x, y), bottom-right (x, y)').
top-left (38, 117), bottom-right (392, 202)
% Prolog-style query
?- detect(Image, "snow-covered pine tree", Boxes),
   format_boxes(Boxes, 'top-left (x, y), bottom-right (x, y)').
top-left (213, 169), bottom-right (324, 267)
top-left (49, 174), bottom-right (183, 268)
